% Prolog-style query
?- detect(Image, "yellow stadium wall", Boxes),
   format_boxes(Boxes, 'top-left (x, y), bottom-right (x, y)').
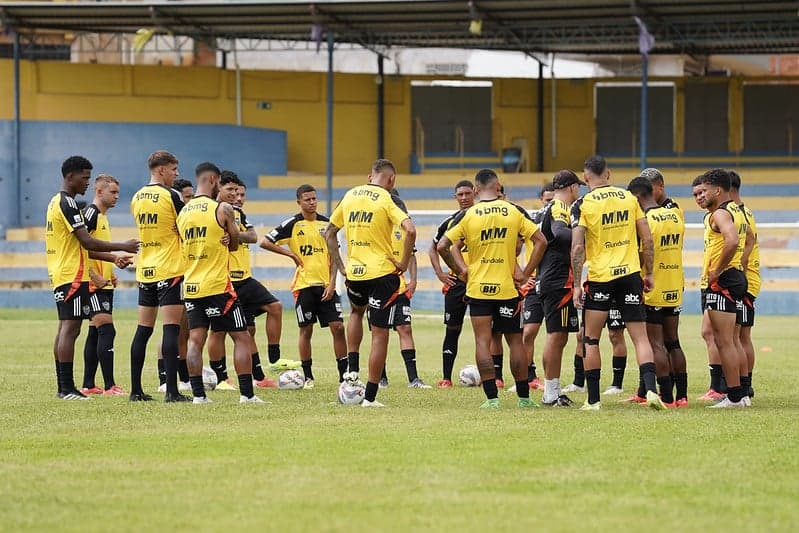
top-left (4, 59), bottom-right (799, 175)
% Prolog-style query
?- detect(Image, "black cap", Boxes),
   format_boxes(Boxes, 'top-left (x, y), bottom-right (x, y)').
top-left (552, 170), bottom-right (586, 189)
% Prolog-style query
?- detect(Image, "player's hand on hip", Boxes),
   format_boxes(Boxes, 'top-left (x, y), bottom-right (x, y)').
top-left (219, 232), bottom-right (231, 246)
top-left (388, 255), bottom-right (407, 272)
top-left (437, 271), bottom-right (457, 287)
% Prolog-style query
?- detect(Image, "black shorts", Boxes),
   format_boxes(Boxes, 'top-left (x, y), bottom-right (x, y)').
top-left (584, 273), bottom-right (646, 323)
top-left (234, 277), bottom-right (279, 326)
top-left (645, 305), bottom-right (681, 325)
top-left (89, 289), bottom-right (114, 316)
top-left (392, 292), bottom-right (413, 328)
top-left (540, 288), bottom-right (579, 333)
top-left (294, 286), bottom-right (343, 328)
top-left (346, 274), bottom-right (401, 329)
top-left (138, 276), bottom-right (183, 307)
top-left (54, 282), bottom-right (90, 321)
top-left (185, 293), bottom-right (247, 332)
top-left (468, 297), bottom-right (523, 334)
top-left (740, 293), bottom-right (756, 327)
top-left (704, 269), bottom-right (747, 316)
top-left (443, 280), bottom-right (468, 327)
top-left (523, 291), bottom-right (545, 325)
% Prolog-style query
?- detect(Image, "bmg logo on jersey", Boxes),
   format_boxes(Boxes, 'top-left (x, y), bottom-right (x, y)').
top-left (480, 283), bottom-right (500, 295)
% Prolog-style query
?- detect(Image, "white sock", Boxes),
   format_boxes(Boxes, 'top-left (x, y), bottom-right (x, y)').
top-left (543, 378), bottom-right (560, 403)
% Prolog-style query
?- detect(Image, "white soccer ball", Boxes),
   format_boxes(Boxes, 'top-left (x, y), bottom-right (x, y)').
top-left (278, 369), bottom-right (305, 390)
top-left (338, 381), bottom-right (366, 405)
top-left (202, 366), bottom-right (218, 391)
top-left (458, 365), bottom-right (481, 387)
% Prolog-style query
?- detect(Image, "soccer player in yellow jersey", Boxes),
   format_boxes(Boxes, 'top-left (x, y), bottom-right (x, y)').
top-left (46, 156), bottom-right (139, 400)
top-left (177, 162), bottom-right (263, 404)
top-left (437, 169), bottom-right (547, 409)
top-left (641, 168), bottom-right (688, 405)
top-left (536, 171), bottom-right (583, 407)
top-left (173, 178), bottom-right (195, 204)
top-left (129, 150), bottom-right (188, 402)
top-left (570, 155), bottom-right (665, 411)
top-left (383, 189), bottom-right (431, 389)
top-left (262, 184), bottom-right (348, 386)
top-left (696, 169), bottom-right (753, 408)
top-left (80, 174), bottom-right (134, 396)
top-left (206, 172), bottom-right (283, 391)
top-left (325, 159), bottom-right (416, 407)
top-left (429, 180), bottom-right (476, 388)
top-left (628, 177), bottom-right (686, 408)
top-left (729, 171), bottom-right (759, 397)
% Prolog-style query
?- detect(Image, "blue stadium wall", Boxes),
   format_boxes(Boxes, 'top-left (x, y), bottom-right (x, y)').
top-left (0, 120), bottom-right (287, 233)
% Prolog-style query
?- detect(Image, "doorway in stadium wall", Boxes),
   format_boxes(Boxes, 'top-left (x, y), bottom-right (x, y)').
top-left (411, 80), bottom-right (493, 173)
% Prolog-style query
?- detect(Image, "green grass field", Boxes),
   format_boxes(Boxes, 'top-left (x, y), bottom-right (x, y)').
top-left (1, 309), bottom-right (797, 532)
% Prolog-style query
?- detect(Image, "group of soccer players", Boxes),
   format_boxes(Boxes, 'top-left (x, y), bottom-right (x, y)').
top-left (45, 151), bottom-right (759, 408)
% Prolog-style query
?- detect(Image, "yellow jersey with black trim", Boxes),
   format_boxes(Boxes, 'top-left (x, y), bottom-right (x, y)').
top-left (739, 204), bottom-right (760, 297)
top-left (83, 204), bottom-right (114, 291)
top-left (444, 198), bottom-right (538, 300)
top-left (228, 207), bottom-right (253, 281)
top-left (701, 201), bottom-right (748, 289)
top-left (266, 213), bottom-right (331, 291)
top-left (329, 184), bottom-right (409, 281)
top-left (176, 195), bottom-right (233, 299)
top-left (570, 185), bottom-right (644, 282)
top-left (642, 206), bottom-right (684, 307)
top-left (433, 210), bottom-right (470, 277)
top-left (131, 183), bottom-right (185, 283)
top-left (45, 192), bottom-right (89, 288)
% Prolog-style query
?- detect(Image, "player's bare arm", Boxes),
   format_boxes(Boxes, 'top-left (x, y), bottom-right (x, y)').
top-left (708, 209), bottom-right (739, 284)
top-left (260, 238), bottom-right (303, 268)
top-left (436, 236), bottom-right (467, 279)
top-left (429, 239), bottom-right (457, 287)
top-left (571, 225), bottom-right (587, 309)
top-left (518, 229), bottom-right (547, 282)
top-left (324, 222), bottom-right (345, 281)
top-left (636, 216), bottom-right (655, 291)
top-left (217, 202), bottom-right (239, 252)
top-left (74, 226), bottom-right (140, 254)
top-left (389, 218), bottom-right (416, 272)
top-left (238, 226), bottom-right (258, 244)
top-left (406, 254), bottom-right (418, 297)
top-left (741, 224), bottom-right (755, 271)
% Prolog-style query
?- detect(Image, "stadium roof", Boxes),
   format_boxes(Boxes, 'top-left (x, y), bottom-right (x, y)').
top-left (1, 0), bottom-right (798, 55)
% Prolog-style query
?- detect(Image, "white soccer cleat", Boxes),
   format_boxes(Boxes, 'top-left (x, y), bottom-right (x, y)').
top-left (192, 396), bottom-right (213, 404)
top-left (303, 379), bottom-right (315, 390)
top-left (708, 397), bottom-right (746, 408)
top-left (408, 378), bottom-right (432, 389)
top-left (157, 383), bottom-right (167, 393)
top-left (507, 384), bottom-right (517, 392)
top-left (361, 399), bottom-right (385, 408)
top-left (179, 381), bottom-right (191, 391)
top-left (562, 383), bottom-right (585, 393)
top-left (742, 396), bottom-right (752, 407)
top-left (343, 371), bottom-right (363, 385)
top-left (603, 386), bottom-right (624, 395)
top-left (240, 394), bottom-right (266, 404)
